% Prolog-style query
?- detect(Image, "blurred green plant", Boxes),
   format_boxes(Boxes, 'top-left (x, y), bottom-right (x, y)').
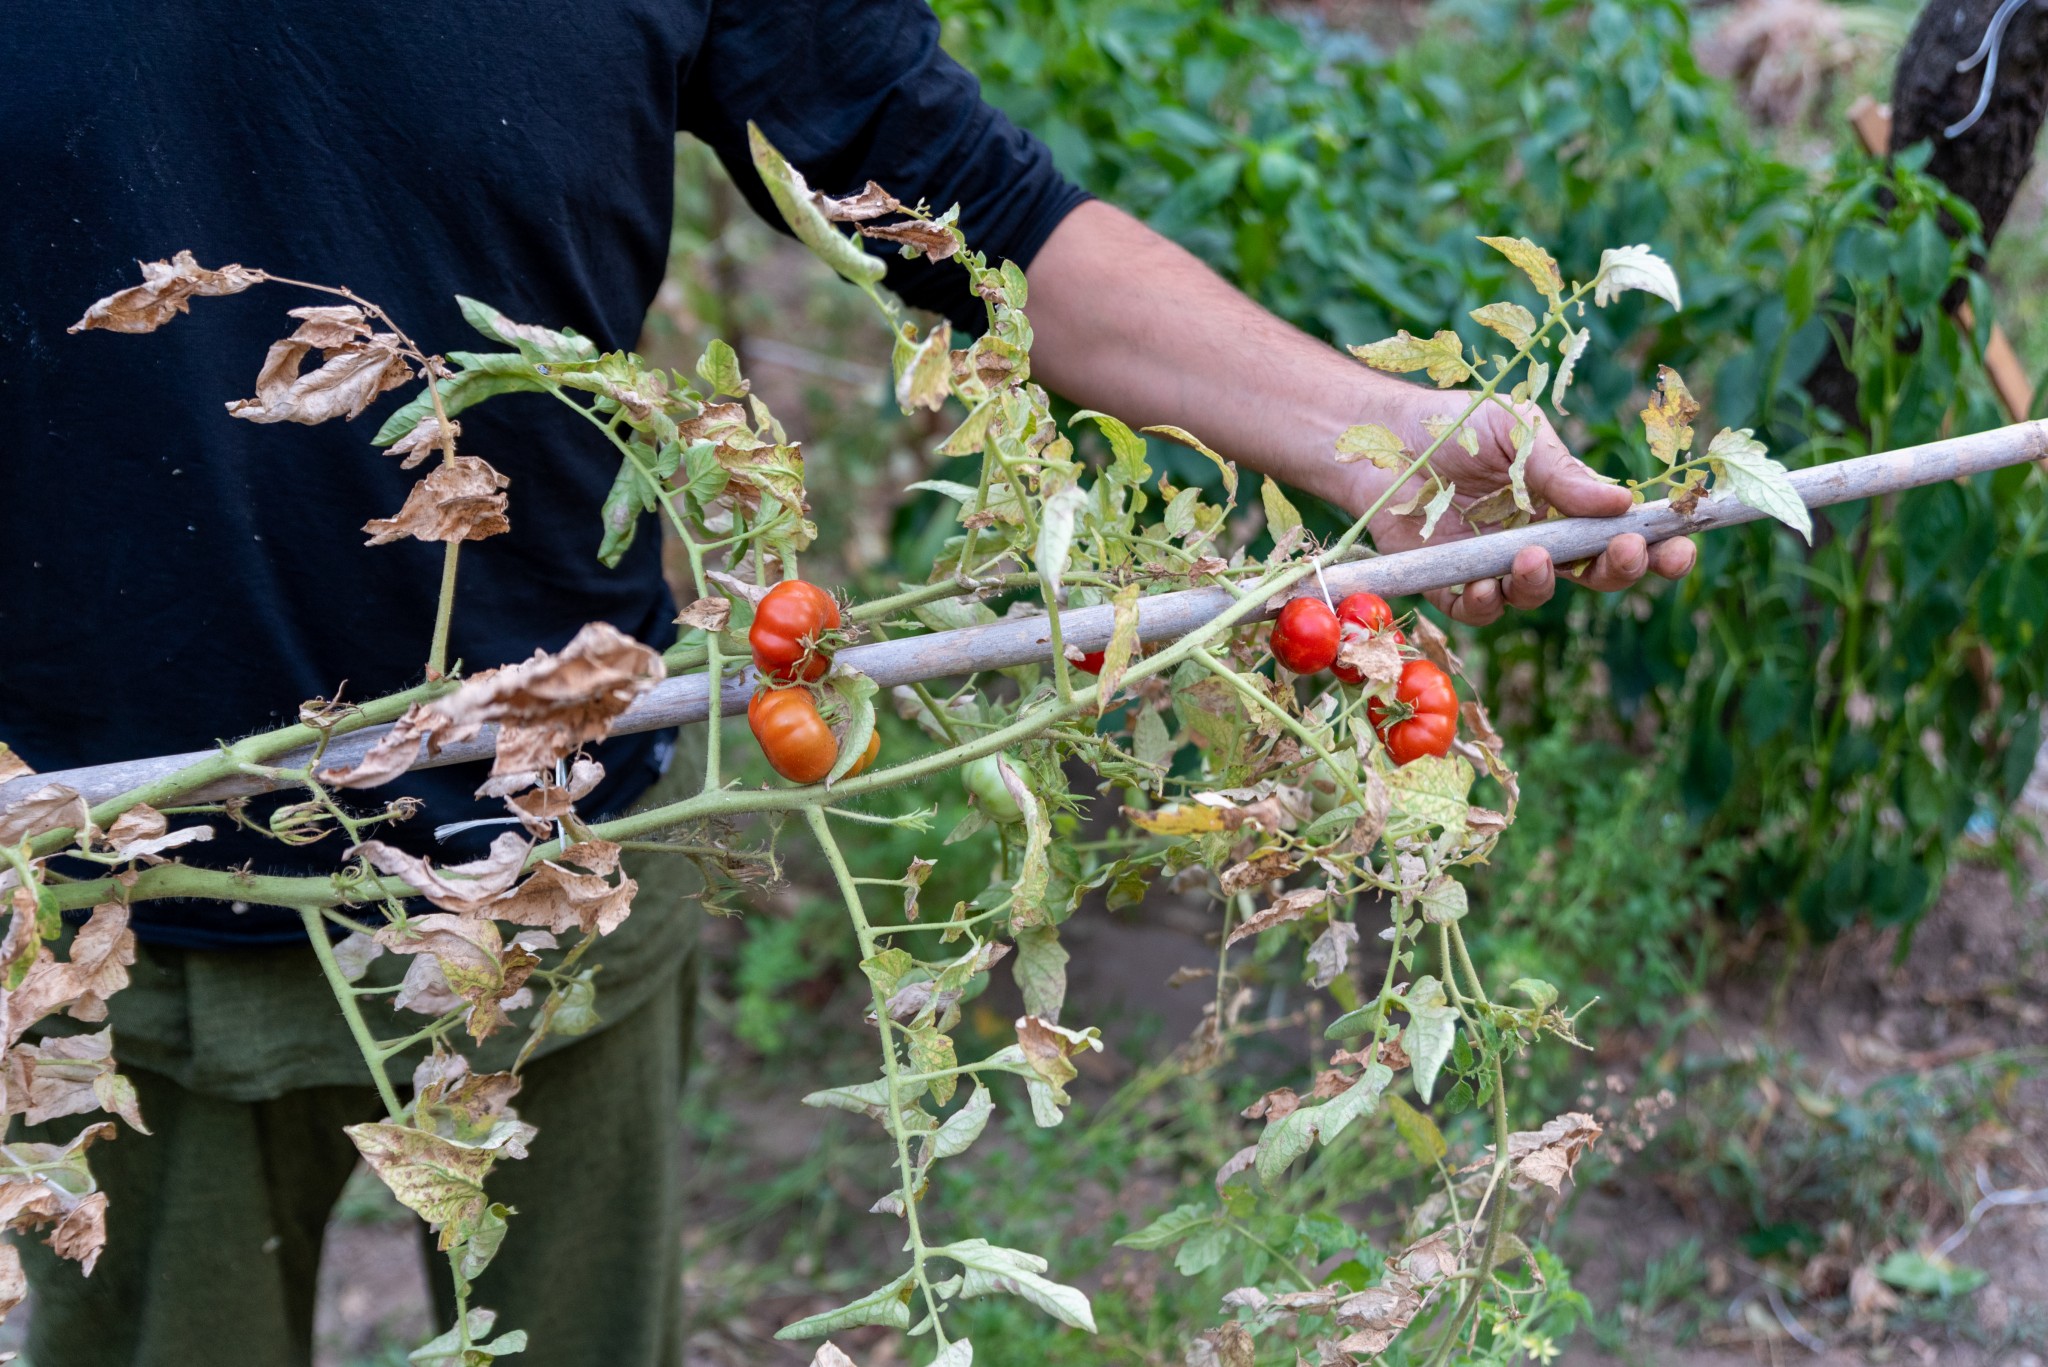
top-left (934, 0), bottom-right (2047, 941)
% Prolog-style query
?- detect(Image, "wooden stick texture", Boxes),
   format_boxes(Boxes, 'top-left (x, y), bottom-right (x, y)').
top-left (9, 419), bottom-right (2047, 810)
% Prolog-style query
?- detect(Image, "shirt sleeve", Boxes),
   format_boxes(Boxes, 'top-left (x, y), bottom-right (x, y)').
top-left (680, 0), bottom-right (1090, 332)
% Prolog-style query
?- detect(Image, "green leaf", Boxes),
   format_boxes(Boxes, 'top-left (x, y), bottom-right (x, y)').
top-left (1706, 428), bottom-right (1812, 544)
top-left (1335, 422), bottom-right (1408, 470)
top-left (1419, 479), bottom-right (1457, 540)
top-left (936, 1240), bottom-right (1098, 1332)
top-left (1144, 424), bottom-right (1238, 502)
top-left (1509, 978), bottom-right (1559, 1011)
top-left (1035, 484), bottom-right (1089, 601)
top-left (455, 1203), bottom-right (512, 1284)
top-left (1071, 409), bottom-right (1151, 485)
top-left (695, 339), bottom-right (743, 396)
top-left (747, 123), bottom-right (887, 290)
top-left (1133, 705), bottom-right (1173, 772)
top-left (596, 457), bottom-right (654, 568)
top-left (1261, 476), bottom-right (1303, 541)
top-left (824, 667), bottom-right (880, 787)
top-left (1174, 1226), bottom-right (1232, 1276)
top-left (773, 1272), bottom-right (916, 1339)
top-left (1315, 1062), bottom-right (1393, 1145)
top-left (455, 296), bottom-right (598, 363)
top-left (1404, 1000), bottom-right (1459, 1104)
top-left (801, 1078), bottom-right (894, 1120)
top-left (1416, 878), bottom-right (1467, 924)
top-left (408, 1310), bottom-right (528, 1366)
top-left (1325, 1000), bottom-right (1382, 1041)
top-left (371, 352), bottom-right (547, 448)
top-left (930, 1083), bottom-right (995, 1159)
top-left (1349, 329), bottom-right (1473, 387)
top-left (1385, 1093), bottom-right (1447, 1165)
top-left (1478, 235), bottom-right (1564, 297)
top-left (1116, 1203), bottom-right (1211, 1251)
top-left (1012, 924), bottom-right (1068, 1022)
top-left (1385, 755), bottom-right (1474, 833)
top-left (1875, 1250), bottom-right (1988, 1299)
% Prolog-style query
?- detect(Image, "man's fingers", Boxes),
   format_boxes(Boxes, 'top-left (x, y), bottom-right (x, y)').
top-left (1523, 419), bottom-right (1632, 519)
top-left (1649, 535), bottom-right (1696, 580)
top-left (1565, 532), bottom-right (1651, 592)
top-left (1501, 545), bottom-right (1556, 610)
top-left (1443, 576), bottom-right (1505, 626)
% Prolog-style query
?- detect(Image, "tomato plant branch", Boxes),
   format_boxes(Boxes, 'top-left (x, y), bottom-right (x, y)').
top-left (803, 804), bottom-right (952, 1350)
top-left (298, 903), bottom-right (405, 1119)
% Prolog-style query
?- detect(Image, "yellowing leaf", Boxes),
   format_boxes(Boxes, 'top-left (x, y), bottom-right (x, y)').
top-left (1640, 365), bottom-right (1698, 466)
top-left (1707, 427), bottom-right (1812, 543)
top-left (1477, 235), bottom-right (1564, 297)
top-left (1260, 475), bottom-right (1303, 541)
top-left (1349, 330), bottom-right (1473, 388)
top-left (1122, 804), bottom-right (1227, 836)
top-left (1469, 301), bottom-right (1536, 348)
top-left (1143, 424), bottom-right (1237, 501)
top-left (1095, 582), bottom-right (1141, 713)
top-left (1334, 422), bottom-right (1408, 469)
top-left (1385, 1093), bottom-right (1448, 1165)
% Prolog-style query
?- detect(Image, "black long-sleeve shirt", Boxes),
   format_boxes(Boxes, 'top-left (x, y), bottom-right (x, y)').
top-left (1, 0), bottom-right (1086, 947)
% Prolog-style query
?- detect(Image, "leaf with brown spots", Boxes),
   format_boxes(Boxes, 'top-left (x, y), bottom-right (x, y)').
top-left (1224, 886), bottom-right (1329, 948)
top-left (493, 840), bottom-right (638, 937)
top-left (861, 218), bottom-right (960, 262)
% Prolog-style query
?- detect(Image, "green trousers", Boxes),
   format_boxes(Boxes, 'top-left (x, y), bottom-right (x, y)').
top-left (16, 959), bottom-right (694, 1367)
top-left (13, 754), bottom-right (707, 1367)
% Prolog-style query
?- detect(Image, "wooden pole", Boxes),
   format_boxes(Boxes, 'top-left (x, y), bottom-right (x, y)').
top-left (9, 418), bottom-right (2045, 812)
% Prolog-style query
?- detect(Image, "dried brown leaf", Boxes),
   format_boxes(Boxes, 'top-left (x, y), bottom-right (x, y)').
top-left (353, 831), bottom-right (531, 916)
top-left (384, 415), bottom-right (458, 470)
top-left (362, 456), bottom-right (510, 546)
top-left (673, 597), bottom-right (732, 632)
top-left (228, 332), bottom-right (413, 425)
top-left (1336, 632), bottom-right (1403, 688)
top-left (0, 745), bottom-right (32, 784)
top-left (377, 913), bottom-right (538, 1042)
top-left (861, 219), bottom-right (959, 261)
top-left (1503, 1112), bottom-right (1603, 1192)
top-left (1224, 887), bottom-right (1329, 948)
top-left (0, 784), bottom-right (88, 846)
top-left (501, 756), bottom-right (604, 837)
top-left (493, 840), bottom-right (638, 937)
top-left (1219, 850), bottom-right (1301, 896)
top-left (68, 251), bottom-right (260, 334)
top-left (817, 182), bottom-right (902, 222)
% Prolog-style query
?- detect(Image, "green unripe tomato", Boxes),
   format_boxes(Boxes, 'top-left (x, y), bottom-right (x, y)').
top-left (1306, 756), bottom-right (1356, 815)
top-left (964, 754), bottom-right (1025, 824)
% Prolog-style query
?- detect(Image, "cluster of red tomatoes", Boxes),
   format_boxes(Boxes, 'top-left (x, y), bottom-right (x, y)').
top-left (1269, 591), bottom-right (1457, 766)
top-left (745, 580), bottom-right (878, 784)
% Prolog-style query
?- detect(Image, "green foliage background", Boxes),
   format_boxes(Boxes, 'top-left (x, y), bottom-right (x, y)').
top-left (935, 0), bottom-right (2047, 963)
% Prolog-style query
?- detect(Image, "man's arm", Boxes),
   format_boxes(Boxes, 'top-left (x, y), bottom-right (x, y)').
top-left (1023, 201), bottom-right (1696, 625)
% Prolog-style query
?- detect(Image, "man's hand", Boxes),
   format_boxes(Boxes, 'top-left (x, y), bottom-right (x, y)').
top-left (1024, 201), bottom-right (1697, 623)
top-left (1352, 390), bottom-right (1697, 625)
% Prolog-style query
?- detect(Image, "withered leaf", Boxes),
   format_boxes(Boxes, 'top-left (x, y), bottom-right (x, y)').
top-left (818, 181), bottom-right (902, 222)
top-left (1640, 365), bottom-right (1699, 466)
top-left (0, 1241), bottom-right (22, 1319)
top-left (100, 804), bottom-right (213, 863)
top-left (1219, 850), bottom-right (1301, 896)
top-left (1336, 631), bottom-right (1403, 688)
top-left (280, 303), bottom-right (370, 349)
top-left (0, 904), bottom-right (136, 1046)
top-left (1330, 1267), bottom-right (1426, 1355)
top-left (673, 597), bottom-right (732, 632)
top-left (321, 622), bottom-right (663, 792)
top-left (861, 218), bottom-right (960, 261)
top-left (228, 332), bottom-right (413, 425)
top-left (0, 1122), bottom-right (116, 1274)
top-left (384, 415), bottom-right (459, 470)
top-left (0, 744), bottom-right (34, 784)
top-left (363, 456), bottom-right (510, 546)
top-left (0, 783), bottom-right (88, 846)
top-left (69, 251), bottom-right (261, 334)
top-left (1242, 1087), bottom-right (1301, 1122)
top-left (1224, 886), bottom-right (1329, 948)
top-left (502, 756), bottom-right (604, 836)
top-left (1306, 920), bottom-right (1359, 989)
top-left (354, 831), bottom-right (531, 915)
top-left (1503, 1112), bottom-right (1603, 1192)
top-left (377, 913), bottom-right (539, 1042)
top-left (493, 840), bottom-right (638, 937)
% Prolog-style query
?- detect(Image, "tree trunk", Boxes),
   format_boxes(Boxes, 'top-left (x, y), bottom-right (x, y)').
top-left (1807, 0), bottom-right (2048, 420)
top-left (1888, 0), bottom-right (2048, 243)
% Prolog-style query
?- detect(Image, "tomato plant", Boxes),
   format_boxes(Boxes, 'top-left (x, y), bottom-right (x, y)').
top-left (5, 124), bottom-right (1820, 1367)
top-left (750, 578), bottom-right (841, 682)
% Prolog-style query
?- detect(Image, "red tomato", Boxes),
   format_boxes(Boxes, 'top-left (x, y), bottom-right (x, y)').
top-left (1270, 597), bottom-right (1340, 675)
top-left (1070, 650), bottom-right (1107, 675)
top-left (1367, 659), bottom-right (1458, 764)
top-left (748, 688), bottom-right (838, 783)
top-left (750, 580), bottom-right (841, 682)
top-left (1331, 592), bottom-right (1405, 685)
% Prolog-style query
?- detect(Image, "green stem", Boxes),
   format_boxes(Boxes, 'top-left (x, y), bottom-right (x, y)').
top-left (298, 905), bottom-right (405, 1119)
top-left (427, 542), bottom-right (461, 680)
top-left (803, 806), bottom-right (951, 1349)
